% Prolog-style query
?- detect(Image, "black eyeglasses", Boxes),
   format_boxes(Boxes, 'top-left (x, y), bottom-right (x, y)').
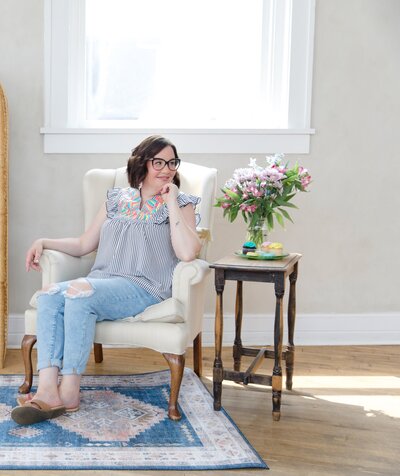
top-left (148, 157), bottom-right (181, 171)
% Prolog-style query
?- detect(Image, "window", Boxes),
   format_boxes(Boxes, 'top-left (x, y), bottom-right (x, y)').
top-left (42, 0), bottom-right (315, 154)
top-left (85, 0), bottom-right (285, 128)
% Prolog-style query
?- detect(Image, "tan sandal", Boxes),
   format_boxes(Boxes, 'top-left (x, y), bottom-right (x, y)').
top-left (11, 399), bottom-right (66, 425)
top-left (17, 394), bottom-right (79, 412)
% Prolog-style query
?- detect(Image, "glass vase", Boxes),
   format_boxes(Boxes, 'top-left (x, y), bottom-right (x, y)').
top-left (246, 219), bottom-right (268, 249)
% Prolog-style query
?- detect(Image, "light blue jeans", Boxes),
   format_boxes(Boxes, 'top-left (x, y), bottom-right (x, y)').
top-left (36, 277), bottom-right (160, 375)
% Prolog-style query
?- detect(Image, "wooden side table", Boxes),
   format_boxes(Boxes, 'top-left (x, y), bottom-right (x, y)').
top-left (210, 253), bottom-right (301, 421)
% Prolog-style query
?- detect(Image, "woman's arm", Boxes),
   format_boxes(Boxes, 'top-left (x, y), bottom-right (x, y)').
top-left (25, 204), bottom-right (107, 272)
top-left (161, 184), bottom-right (201, 262)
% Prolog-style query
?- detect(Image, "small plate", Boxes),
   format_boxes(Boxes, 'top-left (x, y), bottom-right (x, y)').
top-left (235, 251), bottom-right (289, 260)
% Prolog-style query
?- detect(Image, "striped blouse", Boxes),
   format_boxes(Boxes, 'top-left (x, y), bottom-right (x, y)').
top-left (87, 187), bottom-right (201, 301)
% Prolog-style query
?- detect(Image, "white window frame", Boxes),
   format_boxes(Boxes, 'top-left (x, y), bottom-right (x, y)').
top-left (41, 0), bottom-right (315, 154)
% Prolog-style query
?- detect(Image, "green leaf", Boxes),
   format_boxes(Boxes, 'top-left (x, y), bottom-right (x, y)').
top-left (274, 211), bottom-right (284, 228)
top-left (230, 207), bottom-right (239, 222)
top-left (267, 213), bottom-right (274, 230)
top-left (278, 208), bottom-right (294, 223)
top-left (274, 197), bottom-right (286, 206)
top-left (283, 192), bottom-right (296, 201)
top-left (281, 202), bottom-right (298, 209)
top-left (225, 189), bottom-right (240, 201)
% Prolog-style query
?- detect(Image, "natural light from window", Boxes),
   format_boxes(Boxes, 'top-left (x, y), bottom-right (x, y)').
top-left (204, 375), bottom-right (400, 418)
top-left (85, 0), bottom-right (291, 129)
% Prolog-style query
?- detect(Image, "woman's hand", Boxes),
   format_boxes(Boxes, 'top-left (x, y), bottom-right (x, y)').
top-left (160, 182), bottom-right (179, 207)
top-left (25, 239), bottom-right (44, 272)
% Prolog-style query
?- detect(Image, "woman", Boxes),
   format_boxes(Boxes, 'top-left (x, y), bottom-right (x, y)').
top-left (11, 135), bottom-right (201, 425)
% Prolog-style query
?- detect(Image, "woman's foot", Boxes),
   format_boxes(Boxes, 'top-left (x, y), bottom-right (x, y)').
top-left (58, 375), bottom-right (81, 412)
top-left (16, 369), bottom-right (81, 414)
top-left (17, 393), bottom-right (79, 412)
top-left (30, 391), bottom-right (64, 410)
top-left (16, 393), bottom-right (35, 406)
top-left (21, 367), bottom-right (65, 412)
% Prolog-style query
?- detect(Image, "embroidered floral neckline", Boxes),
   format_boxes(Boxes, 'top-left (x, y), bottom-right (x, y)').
top-left (117, 188), bottom-right (164, 221)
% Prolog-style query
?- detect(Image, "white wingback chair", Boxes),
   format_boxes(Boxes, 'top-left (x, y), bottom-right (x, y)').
top-left (20, 162), bottom-right (217, 420)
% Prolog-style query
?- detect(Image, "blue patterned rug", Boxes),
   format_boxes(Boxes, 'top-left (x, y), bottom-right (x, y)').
top-left (0, 368), bottom-right (267, 470)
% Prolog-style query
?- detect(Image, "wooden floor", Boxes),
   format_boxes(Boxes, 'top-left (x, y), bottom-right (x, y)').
top-left (1, 345), bottom-right (399, 476)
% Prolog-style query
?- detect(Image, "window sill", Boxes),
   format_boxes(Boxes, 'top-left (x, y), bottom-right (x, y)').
top-left (40, 127), bottom-right (315, 154)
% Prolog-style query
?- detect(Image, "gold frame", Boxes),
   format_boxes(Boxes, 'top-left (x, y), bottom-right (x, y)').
top-left (0, 83), bottom-right (8, 368)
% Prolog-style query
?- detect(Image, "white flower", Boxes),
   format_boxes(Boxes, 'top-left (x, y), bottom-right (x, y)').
top-left (266, 153), bottom-right (284, 166)
top-left (224, 178), bottom-right (236, 189)
top-left (248, 157), bottom-right (258, 168)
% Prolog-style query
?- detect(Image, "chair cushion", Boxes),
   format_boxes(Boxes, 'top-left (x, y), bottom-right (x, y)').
top-left (122, 298), bottom-right (185, 323)
top-left (29, 292), bottom-right (184, 324)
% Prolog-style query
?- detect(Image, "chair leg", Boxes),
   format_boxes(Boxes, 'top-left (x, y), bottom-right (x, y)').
top-left (193, 332), bottom-right (202, 377)
top-left (19, 334), bottom-right (37, 394)
top-left (163, 352), bottom-right (185, 421)
top-left (93, 343), bottom-right (103, 363)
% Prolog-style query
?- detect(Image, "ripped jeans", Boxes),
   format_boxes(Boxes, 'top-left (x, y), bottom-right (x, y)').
top-left (36, 277), bottom-right (160, 375)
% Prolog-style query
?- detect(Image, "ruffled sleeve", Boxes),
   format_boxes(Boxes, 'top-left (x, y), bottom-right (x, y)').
top-left (177, 193), bottom-right (201, 226)
top-left (105, 187), bottom-right (121, 218)
top-left (153, 192), bottom-right (201, 225)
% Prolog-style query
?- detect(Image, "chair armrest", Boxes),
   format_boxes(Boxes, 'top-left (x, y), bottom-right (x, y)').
top-left (40, 250), bottom-right (96, 286)
top-left (172, 259), bottom-right (211, 339)
top-left (172, 259), bottom-right (210, 294)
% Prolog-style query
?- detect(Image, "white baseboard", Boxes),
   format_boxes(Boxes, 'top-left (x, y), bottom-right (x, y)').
top-left (202, 312), bottom-right (400, 345)
top-left (7, 312), bottom-right (400, 349)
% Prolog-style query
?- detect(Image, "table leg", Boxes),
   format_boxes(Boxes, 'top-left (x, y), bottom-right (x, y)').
top-left (233, 281), bottom-right (243, 372)
top-left (272, 277), bottom-right (284, 421)
top-left (286, 262), bottom-right (298, 390)
top-left (213, 270), bottom-right (225, 411)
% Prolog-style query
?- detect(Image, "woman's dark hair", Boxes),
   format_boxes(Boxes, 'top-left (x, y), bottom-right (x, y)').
top-left (127, 135), bottom-right (180, 188)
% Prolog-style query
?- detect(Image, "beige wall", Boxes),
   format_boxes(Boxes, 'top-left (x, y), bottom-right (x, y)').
top-left (1, 1), bottom-right (399, 342)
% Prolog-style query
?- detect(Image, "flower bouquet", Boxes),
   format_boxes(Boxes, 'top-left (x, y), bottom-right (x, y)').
top-left (215, 154), bottom-right (311, 248)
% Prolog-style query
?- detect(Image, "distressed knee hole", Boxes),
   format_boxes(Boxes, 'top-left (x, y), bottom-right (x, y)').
top-left (64, 279), bottom-right (94, 299)
top-left (37, 283), bottom-right (61, 296)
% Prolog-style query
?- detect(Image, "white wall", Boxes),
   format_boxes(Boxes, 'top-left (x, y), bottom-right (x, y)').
top-left (1, 0), bottom-right (399, 347)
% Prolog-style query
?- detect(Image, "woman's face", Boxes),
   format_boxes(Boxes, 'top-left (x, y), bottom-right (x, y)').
top-left (144, 145), bottom-right (177, 189)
